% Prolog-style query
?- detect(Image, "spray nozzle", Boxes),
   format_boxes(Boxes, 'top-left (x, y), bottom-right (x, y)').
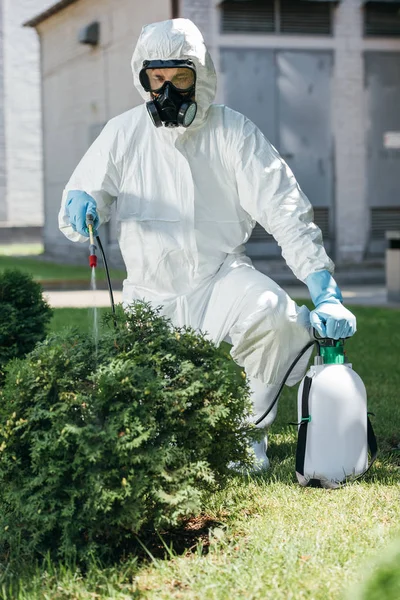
top-left (86, 213), bottom-right (97, 268)
top-left (89, 244), bottom-right (97, 268)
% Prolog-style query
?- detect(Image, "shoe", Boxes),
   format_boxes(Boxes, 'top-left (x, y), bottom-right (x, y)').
top-left (251, 437), bottom-right (270, 472)
top-left (229, 436), bottom-right (270, 474)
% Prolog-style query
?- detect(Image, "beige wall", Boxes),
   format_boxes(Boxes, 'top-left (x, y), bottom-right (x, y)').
top-left (0, 0), bottom-right (46, 227)
top-left (38, 0), bottom-right (171, 260)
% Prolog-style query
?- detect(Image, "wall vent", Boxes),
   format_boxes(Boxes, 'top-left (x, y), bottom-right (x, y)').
top-left (364, 2), bottom-right (400, 37)
top-left (280, 0), bottom-right (332, 35)
top-left (221, 0), bottom-right (333, 35)
top-left (313, 207), bottom-right (331, 239)
top-left (221, 0), bottom-right (275, 34)
top-left (78, 21), bottom-right (100, 46)
top-left (370, 207), bottom-right (400, 238)
top-left (249, 223), bottom-right (273, 242)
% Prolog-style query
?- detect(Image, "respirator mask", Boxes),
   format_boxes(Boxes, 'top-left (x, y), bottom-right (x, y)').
top-left (139, 59), bottom-right (197, 128)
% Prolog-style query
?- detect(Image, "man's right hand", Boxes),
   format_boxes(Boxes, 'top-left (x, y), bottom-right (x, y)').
top-left (66, 190), bottom-right (99, 237)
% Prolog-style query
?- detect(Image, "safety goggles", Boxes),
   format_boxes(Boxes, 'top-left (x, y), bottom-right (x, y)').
top-left (139, 59), bottom-right (196, 93)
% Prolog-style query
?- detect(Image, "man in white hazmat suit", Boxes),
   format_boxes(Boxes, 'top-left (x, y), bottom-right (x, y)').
top-left (59, 18), bottom-right (356, 470)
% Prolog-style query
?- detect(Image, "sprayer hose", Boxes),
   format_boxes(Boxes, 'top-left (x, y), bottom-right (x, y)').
top-left (96, 235), bottom-right (116, 317)
top-left (254, 340), bottom-right (316, 426)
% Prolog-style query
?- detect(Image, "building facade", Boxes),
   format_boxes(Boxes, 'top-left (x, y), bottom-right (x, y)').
top-left (26, 0), bottom-right (172, 264)
top-left (183, 0), bottom-right (400, 264)
top-left (0, 0), bottom-right (46, 241)
top-left (27, 0), bottom-right (400, 268)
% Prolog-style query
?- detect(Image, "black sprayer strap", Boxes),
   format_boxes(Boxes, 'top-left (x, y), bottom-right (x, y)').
top-left (360, 416), bottom-right (378, 478)
top-left (295, 375), bottom-right (313, 484)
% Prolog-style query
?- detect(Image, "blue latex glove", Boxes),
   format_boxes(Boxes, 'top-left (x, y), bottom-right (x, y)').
top-left (306, 270), bottom-right (356, 339)
top-left (65, 190), bottom-right (99, 237)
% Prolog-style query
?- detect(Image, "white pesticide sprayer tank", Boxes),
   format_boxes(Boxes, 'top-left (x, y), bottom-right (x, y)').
top-left (296, 361), bottom-right (369, 487)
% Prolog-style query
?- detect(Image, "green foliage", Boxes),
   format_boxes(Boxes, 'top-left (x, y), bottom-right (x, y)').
top-left (0, 302), bottom-right (256, 565)
top-left (351, 536), bottom-right (400, 600)
top-left (0, 269), bottom-right (52, 381)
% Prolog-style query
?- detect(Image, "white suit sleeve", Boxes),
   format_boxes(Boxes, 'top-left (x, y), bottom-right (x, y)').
top-left (59, 121), bottom-right (120, 242)
top-left (234, 118), bottom-right (334, 282)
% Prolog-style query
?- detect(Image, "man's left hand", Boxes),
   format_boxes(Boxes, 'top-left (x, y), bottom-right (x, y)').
top-left (310, 300), bottom-right (357, 339)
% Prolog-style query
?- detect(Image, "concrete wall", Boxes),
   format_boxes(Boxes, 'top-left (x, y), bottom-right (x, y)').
top-left (181, 0), bottom-right (211, 46)
top-left (191, 0), bottom-right (400, 264)
top-left (334, 1), bottom-right (400, 262)
top-left (333, 0), bottom-right (367, 263)
top-left (0, 0), bottom-right (6, 222)
top-left (0, 0), bottom-right (46, 228)
top-left (37, 0), bottom-right (171, 263)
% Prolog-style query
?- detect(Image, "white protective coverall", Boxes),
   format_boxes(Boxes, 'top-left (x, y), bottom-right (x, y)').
top-left (59, 18), bottom-right (334, 432)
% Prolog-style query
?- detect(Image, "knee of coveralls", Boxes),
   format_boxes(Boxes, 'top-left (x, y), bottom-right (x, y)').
top-left (230, 290), bottom-right (314, 430)
top-left (230, 287), bottom-right (313, 388)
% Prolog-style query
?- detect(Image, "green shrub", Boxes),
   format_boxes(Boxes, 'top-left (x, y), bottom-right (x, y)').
top-left (350, 537), bottom-right (400, 600)
top-left (0, 269), bottom-right (52, 381)
top-left (0, 302), bottom-right (256, 565)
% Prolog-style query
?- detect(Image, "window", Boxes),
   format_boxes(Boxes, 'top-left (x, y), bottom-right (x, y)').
top-left (221, 0), bottom-right (275, 33)
top-left (280, 0), bottom-right (333, 34)
top-left (220, 0), bottom-right (334, 35)
top-left (364, 2), bottom-right (400, 37)
top-left (370, 208), bottom-right (400, 239)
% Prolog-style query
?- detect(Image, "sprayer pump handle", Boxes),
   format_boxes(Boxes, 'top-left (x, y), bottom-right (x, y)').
top-left (312, 328), bottom-right (348, 342)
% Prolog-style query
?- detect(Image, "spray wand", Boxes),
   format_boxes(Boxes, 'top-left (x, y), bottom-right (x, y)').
top-left (85, 213), bottom-right (116, 321)
top-left (86, 213), bottom-right (97, 268)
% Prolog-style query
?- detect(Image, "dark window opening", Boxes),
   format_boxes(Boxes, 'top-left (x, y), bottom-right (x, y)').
top-left (280, 0), bottom-right (332, 34)
top-left (221, 0), bottom-right (275, 33)
top-left (221, 0), bottom-right (334, 35)
top-left (364, 2), bottom-right (400, 37)
top-left (370, 208), bottom-right (400, 239)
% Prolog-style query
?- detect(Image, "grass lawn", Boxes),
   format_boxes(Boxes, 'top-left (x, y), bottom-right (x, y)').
top-left (3, 304), bottom-right (400, 599)
top-left (0, 244), bottom-right (44, 256)
top-left (0, 254), bottom-right (126, 283)
top-left (49, 306), bottom-right (112, 334)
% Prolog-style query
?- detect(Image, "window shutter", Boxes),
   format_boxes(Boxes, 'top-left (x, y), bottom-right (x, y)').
top-left (280, 0), bottom-right (333, 34)
top-left (364, 2), bottom-right (400, 37)
top-left (371, 208), bottom-right (400, 238)
top-left (313, 207), bottom-right (331, 239)
top-left (250, 223), bottom-right (273, 242)
top-left (220, 0), bottom-right (275, 34)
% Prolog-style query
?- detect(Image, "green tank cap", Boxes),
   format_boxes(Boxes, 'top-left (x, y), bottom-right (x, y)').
top-left (319, 339), bottom-right (345, 364)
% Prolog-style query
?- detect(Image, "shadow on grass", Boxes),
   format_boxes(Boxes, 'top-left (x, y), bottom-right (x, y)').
top-left (0, 515), bottom-right (222, 596)
top-left (134, 514), bottom-right (221, 562)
